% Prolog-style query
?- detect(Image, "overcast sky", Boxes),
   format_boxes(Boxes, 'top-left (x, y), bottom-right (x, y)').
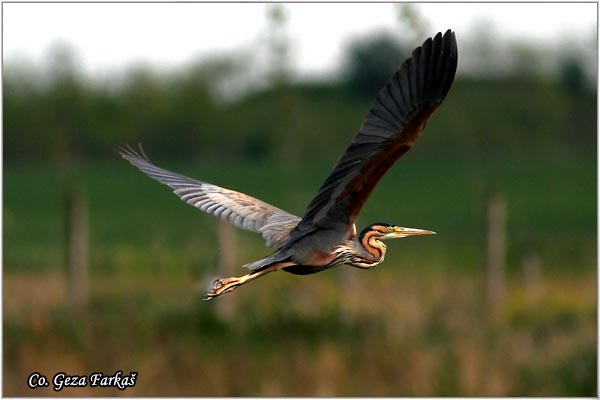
top-left (3, 2), bottom-right (597, 80)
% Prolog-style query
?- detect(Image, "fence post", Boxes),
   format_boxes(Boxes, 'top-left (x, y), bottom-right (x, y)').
top-left (522, 250), bottom-right (542, 307)
top-left (65, 188), bottom-right (89, 310)
top-left (215, 220), bottom-right (237, 318)
top-left (485, 193), bottom-right (507, 314)
top-left (339, 271), bottom-right (358, 324)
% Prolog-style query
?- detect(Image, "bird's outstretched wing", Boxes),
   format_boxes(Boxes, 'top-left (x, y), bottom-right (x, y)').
top-left (289, 30), bottom-right (458, 242)
top-left (119, 146), bottom-right (301, 248)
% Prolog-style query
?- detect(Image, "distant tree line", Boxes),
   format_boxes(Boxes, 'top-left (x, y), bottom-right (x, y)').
top-left (4, 32), bottom-right (596, 167)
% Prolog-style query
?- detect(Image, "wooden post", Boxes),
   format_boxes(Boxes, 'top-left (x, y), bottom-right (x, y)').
top-left (339, 271), bottom-right (358, 324)
top-left (522, 250), bottom-right (542, 307)
top-left (215, 220), bottom-right (237, 318)
top-left (485, 193), bottom-right (507, 313)
top-left (65, 188), bottom-right (89, 310)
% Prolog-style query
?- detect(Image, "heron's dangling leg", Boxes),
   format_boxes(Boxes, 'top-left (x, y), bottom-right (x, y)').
top-left (204, 261), bottom-right (295, 300)
top-left (205, 274), bottom-right (255, 299)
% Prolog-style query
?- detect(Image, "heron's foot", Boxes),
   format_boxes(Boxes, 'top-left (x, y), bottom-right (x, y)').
top-left (204, 277), bottom-right (241, 300)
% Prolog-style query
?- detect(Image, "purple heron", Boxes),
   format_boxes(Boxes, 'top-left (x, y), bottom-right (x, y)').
top-left (120, 30), bottom-right (458, 299)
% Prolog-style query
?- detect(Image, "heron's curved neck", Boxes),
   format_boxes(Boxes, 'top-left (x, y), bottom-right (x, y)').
top-left (357, 229), bottom-right (386, 261)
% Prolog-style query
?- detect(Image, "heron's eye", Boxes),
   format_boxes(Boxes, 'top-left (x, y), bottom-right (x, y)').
top-left (387, 226), bottom-right (394, 232)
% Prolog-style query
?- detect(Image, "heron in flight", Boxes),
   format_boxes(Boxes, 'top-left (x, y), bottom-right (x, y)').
top-left (120, 30), bottom-right (458, 299)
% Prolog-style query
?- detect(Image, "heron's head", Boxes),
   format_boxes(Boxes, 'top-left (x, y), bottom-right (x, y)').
top-left (365, 223), bottom-right (436, 240)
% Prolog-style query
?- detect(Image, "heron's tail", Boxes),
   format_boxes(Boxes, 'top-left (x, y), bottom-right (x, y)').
top-left (243, 250), bottom-right (291, 272)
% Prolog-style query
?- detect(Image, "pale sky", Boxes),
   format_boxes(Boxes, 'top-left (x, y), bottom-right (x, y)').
top-left (3, 2), bottom-right (597, 80)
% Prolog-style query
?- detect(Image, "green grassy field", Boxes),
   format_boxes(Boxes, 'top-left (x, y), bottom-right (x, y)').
top-left (4, 153), bottom-right (596, 274)
top-left (3, 153), bottom-right (597, 396)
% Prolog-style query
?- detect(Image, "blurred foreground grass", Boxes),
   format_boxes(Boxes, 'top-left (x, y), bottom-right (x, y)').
top-left (4, 271), bottom-right (596, 396)
top-left (3, 154), bottom-right (597, 396)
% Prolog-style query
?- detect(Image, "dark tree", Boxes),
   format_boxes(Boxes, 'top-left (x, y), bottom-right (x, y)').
top-left (343, 33), bottom-right (408, 97)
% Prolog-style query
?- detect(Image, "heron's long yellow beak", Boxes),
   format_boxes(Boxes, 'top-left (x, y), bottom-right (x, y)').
top-left (383, 226), bottom-right (435, 239)
top-left (396, 226), bottom-right (436, 236)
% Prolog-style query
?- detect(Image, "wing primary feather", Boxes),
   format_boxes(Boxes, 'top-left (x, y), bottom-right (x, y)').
top-left (421, 37), bottom-right (433, 102)
top-left (392, 68), bottom-right (409, 116)
top-left (384, 83), bottom-right (405, 120)
top-left (398, 65), bottom-right (413, 115)
top-left (373, 96), bottom-right (401, 127)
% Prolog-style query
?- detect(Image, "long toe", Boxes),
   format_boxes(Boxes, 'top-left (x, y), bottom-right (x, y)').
top-left (204, 277), bottom-right (240, 300)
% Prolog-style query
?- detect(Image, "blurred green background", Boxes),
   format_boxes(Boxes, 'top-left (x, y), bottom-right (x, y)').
top-left (3, 3), bottom-right (597, 397)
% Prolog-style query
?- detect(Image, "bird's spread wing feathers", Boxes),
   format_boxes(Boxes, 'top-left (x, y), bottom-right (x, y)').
top-left (288, 30), bottom-right (458, 243)
top-left (119, 146), bottom-right (301, 248)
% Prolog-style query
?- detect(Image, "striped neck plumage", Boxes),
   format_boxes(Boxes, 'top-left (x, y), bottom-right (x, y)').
top-left (357, 225), bottom-right (388, 262)
top-left (330, 225), bottom-right (388, 269)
